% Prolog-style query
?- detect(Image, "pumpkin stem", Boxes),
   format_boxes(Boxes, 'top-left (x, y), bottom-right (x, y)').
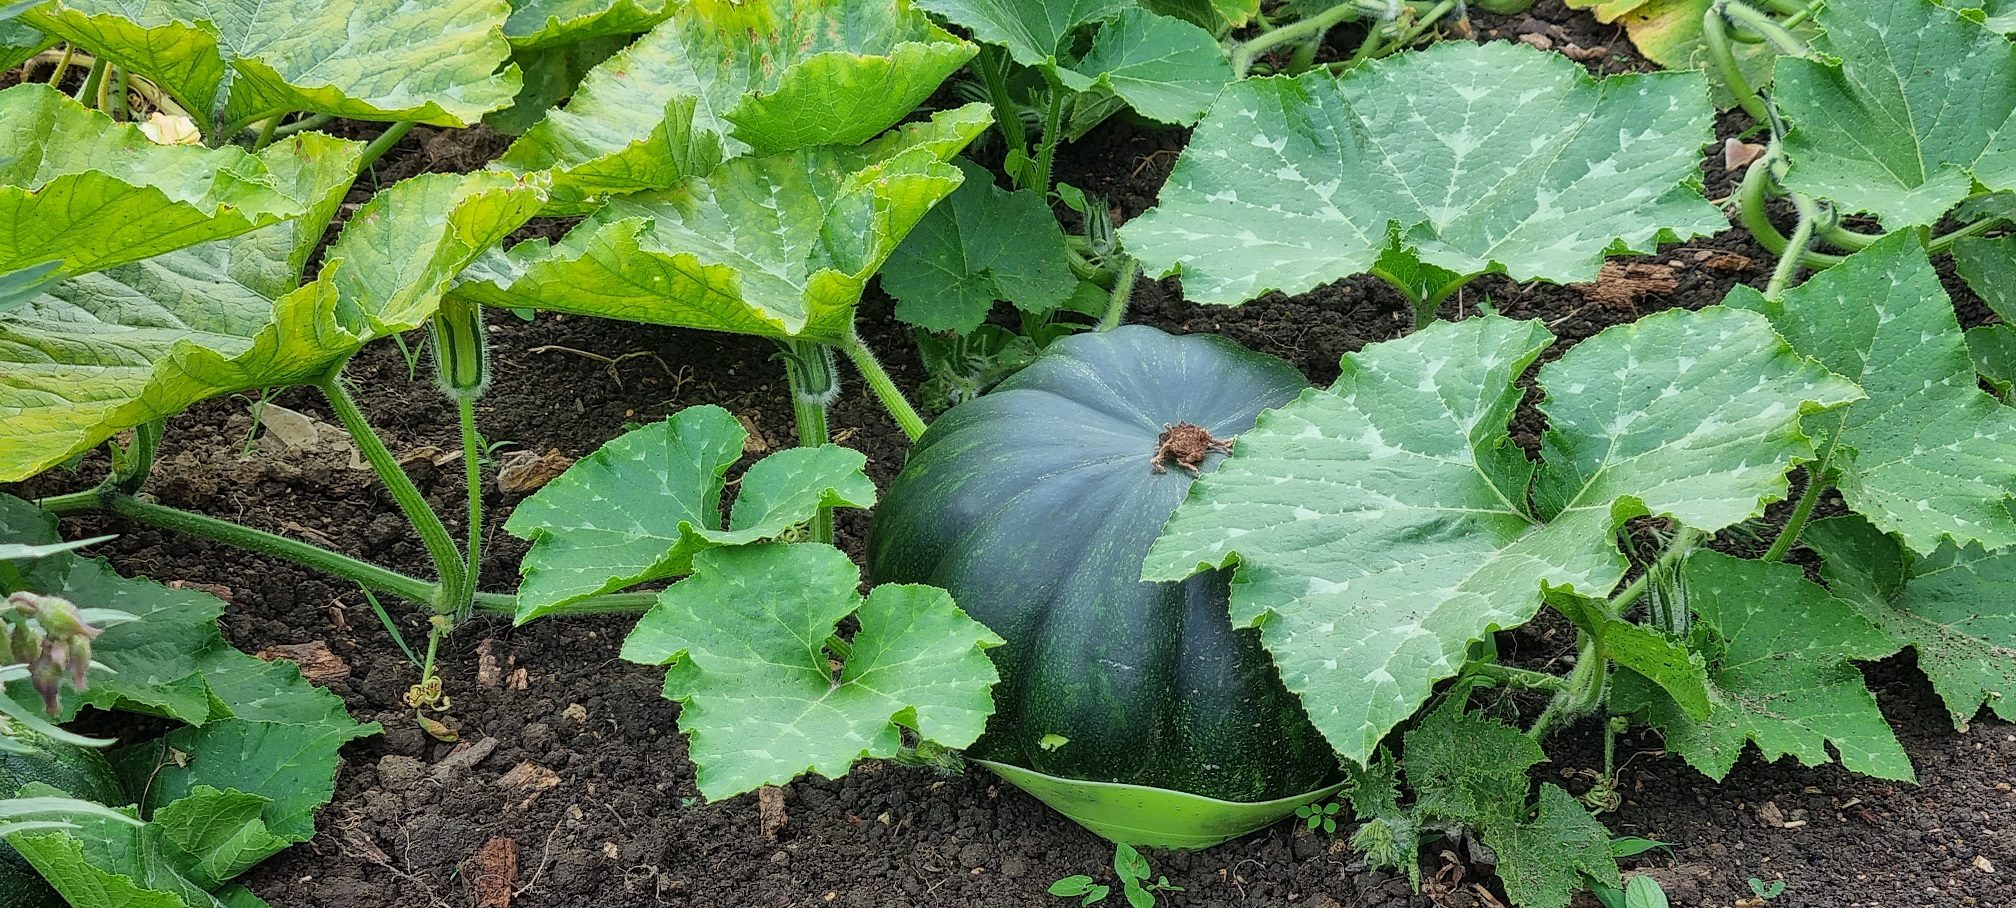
top-left (1150, 423), bottom-right (1235, 475)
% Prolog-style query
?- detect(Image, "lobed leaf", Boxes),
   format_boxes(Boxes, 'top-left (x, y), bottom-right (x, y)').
top-left (1054, 7), bottom-right (1231, 126)
top-left (1809, 515), bottom-right (2016, 728)
top-left (1145, 308), bottom-right (1860, 764)
top-left (496, 0), bottom-right (975, 207)
top-left (1402, 700), bottom-right (1619, 908)
top-left (0, 163), bottom-right (544, 481)
top-left (1726, 234), bottom-right (2016, 554)
top-left (0, 493), bottom-right (377, 906)
top-left (1775, 0), bottom-right (2016, 228)
top-left (1562, 0), bottom-right (1803, 108)
top-left (1548, 591), bottom-right (1712, 721)
top-left (916, 0), bottom-right (1132, 68)
top-left (504, 0), bottom-right (675, 48)
top-left (619, 543), bottom-right (1002, 800)
top-left (505, 405), bottom-right (878, 621)
top-left (881, 158), bottom-right (1078, 333)
top-left (1610, 551), bottom-right (1914, 782)
top-left (463, 105), bottom-right (988, 343)
top-left (0, 84), bottom-right (305, 276)
top-left (1118, 41), bottom-right (1723, 306)
top-left (0, 13), bottom-right (53, 72)
top-left (25, 0), bottom-right (521, 132)
top-left (1953, 235), bottom-right (2016, 324)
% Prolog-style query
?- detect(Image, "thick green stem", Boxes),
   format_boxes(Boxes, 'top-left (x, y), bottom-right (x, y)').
top-left (106, 67), bottom-right (127, 120)
top-left (780, 340), bottom-right (838, 544)
top-left (1702, 3), bottom-right (1770, 123)
top-left (316, 369), bottom-right (465, 613)
top-left (271, 113), bottom-right (338, 139)
top-left (107, 420), bottom-right (162, 495)
top-left (1529, 633), bottom-right (1606, 741)
top-left (45, 45), bottom-right (72, 87)
top-left (1097, 257), bottom-right (1139, 332)
top-left (1033, 68), bottom-right (1066, 199)
top-left (1764, 191), bottom-right (1820, 299)
top-left (977, 47), bottom-right (1029, 172)
top-left (355, 122), bottom-right (416, 176)
top-left (34, 490), bottom-right (657, 618)
top-left (1736, 161), bottom-right (1846, 268)
top-left (73, 59), bottom-right (106, 105)
top-left (63, 490), bottom-right (437, 603)
top-left (455, 398), bottom-right (484, 623)
top-left (1468, 662), bottom-right (1569, 693)
top-left (841, 331), bottom-right (928, 443)
top-left (252, 116), bottom-right (281, 151)
top-left (1719, 0), bottom-right (1810, 56)
top-left (1232, 1), bottom-right (1366, 76)
top-left (1763, 419), bottom-right (1840, 562)
top-left (1606, 527), bottom-right (1702, 618)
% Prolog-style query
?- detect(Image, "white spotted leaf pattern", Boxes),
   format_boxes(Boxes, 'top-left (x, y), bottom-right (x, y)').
top-left (1610, 551), bottom-right (1914, 782)
top-left (1117, 41), bottom-right (1724, 306)
top-left (1775, 0), bottom-right (2016, 228)
top-left (1144, 307), bottom-right (1862, 764)
top-left (1726, 234), bottom-right (2016, 554)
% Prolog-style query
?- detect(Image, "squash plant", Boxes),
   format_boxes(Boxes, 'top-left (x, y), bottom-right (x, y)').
top-left (1, 495), bottom-right (377, 908)
top-left (1135, 232), bottom-right (2016, 902)
top-left (1710, 0), bottom-right (2016, 277)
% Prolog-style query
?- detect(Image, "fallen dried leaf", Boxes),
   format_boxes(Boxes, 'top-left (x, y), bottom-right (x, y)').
top-left (470, 836), bottom-right (519, 908)
top-left (497, 448), bottom-right (575, 496)
top-left (167, 580), bottom-right (234, 603)
top-left (255, 641), bottom-right (351, 684)
top-left (399, 445), bottom-right (464, 467)
top-left (1562, 44), bottom-right (1610, 62)
top-left (497, 761), bottom-right (561, 796)
top-left (1759, 800), bottom-right (1787, 828)
top-left (759, 786), bottom-right (789, 841)
top-left (433, 736), bottom-right (499, 783)
top-left (1576, 261), bottom-right (1680, 311)
top-left (1725, 138), bottom-right (1768, 173)
top-left (738, 413), bottom-right (770, 454)
top-left (416, 713), bottom-right (459, 743)
top-left (477, 639), bottom-right (503, 689)
top-left (1517, 33), bottom-right (1553, 50)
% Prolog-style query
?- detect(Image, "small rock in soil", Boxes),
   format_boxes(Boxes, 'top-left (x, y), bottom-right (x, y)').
top-left (376, 755), bottom-right (426, 792)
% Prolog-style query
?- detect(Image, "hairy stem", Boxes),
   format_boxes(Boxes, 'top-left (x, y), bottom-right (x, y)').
top-left (73, 58), bottom-right (106, 105)
top-left (456, 397), bottom-right (484, 624)
top-left (1097, 257), bottom-right (1140, 332)
top-left (1467, 662), bottom-right (1569, 693)
top-left (1607, 527), bottom-right (1702, 618)
top-left (1033, 68), bottom-right (1066, 199)
top-left (1735, 161), bottom-right (1846, 268)
top-left (107, 420), bottom-right (163, 495)
top-left (977, 47), bottom-right (1029, 175)
top-left (317, 369), bottom-right (465, 613)
top-left (781, 340), bottom-right (838, 544)
top-left (840, 331), bottom-right (928, 443)
top-left (1232, 1), bottom-right (1365, 77)
top-left (1702, 3), bottom-right (1770, 123)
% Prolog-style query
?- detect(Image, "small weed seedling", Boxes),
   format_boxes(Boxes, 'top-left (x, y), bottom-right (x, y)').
top-left (1297, 799), bottom-right (1344, 835)
top-left (1050, 844), bottom-right (1184, 907)
top-left (1748, 878), bottom-right (1787, 902)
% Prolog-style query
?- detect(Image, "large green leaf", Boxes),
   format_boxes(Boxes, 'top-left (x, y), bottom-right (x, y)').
top-left (919, 1), bottom-right (1228, 125)
top-left (504, 0), bottom-right (675, 48)
top-left (1775, 0), bottom-right (2016, 228)
top-left (496, 0), bottom-right (975, 207)
top-left (462, 105), bottom-right (987, 343)
top-left (621, 542), bottom-right (1002, 800)
top-left (1953, 235), bottom-right (2016, 324)
top-left (1054, 7), bottom-right (1230, 125)
top-left (0, 166), bottom-right (542, 481)
top-left (1971, 325), bottom-right (2016, 398)
top-left (1139, 0), bottom-right (1256, 32)
top-left (881, 158), bottom-right (1077, 333)
top-left (1, 494), bottom-right (375, 906)
top-left (1727, 234), bottom-right (2016, 554)
top-left (1402, 700), bottom-right (1619, 908)
top-left (24, 0), bottom-right (520, 133)
top-left (1809, 515), bottom-right (2016, 728)
top-left (916, 0), bottom-right (1131, 68)
top-left (505, 405), bottom-right (877, 621)
top-left (1563, 0), bottom-right (1801, 108)
top-left (0, 14), bottom-right (54, 71)
top-left (1118, 41), bottom-right (1723, 307)
top-left (1548, 590), bottom-right (1712, 721)
top-left (0, 84), bottom-right (306, 276)
top-left (1144, 308), bottom-right (1860, 764)
top-left (1611, 551), bottom-right (1914, 782)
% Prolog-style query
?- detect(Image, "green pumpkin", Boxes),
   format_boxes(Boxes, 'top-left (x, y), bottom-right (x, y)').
top-left (0, 731), bottom-right (127, 908)
top-left (869, 326), bottom-right (1342, 848)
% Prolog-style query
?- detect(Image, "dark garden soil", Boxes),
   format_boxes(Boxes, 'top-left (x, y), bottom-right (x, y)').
top-left (9, 2), bottom-right (2015, 906)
